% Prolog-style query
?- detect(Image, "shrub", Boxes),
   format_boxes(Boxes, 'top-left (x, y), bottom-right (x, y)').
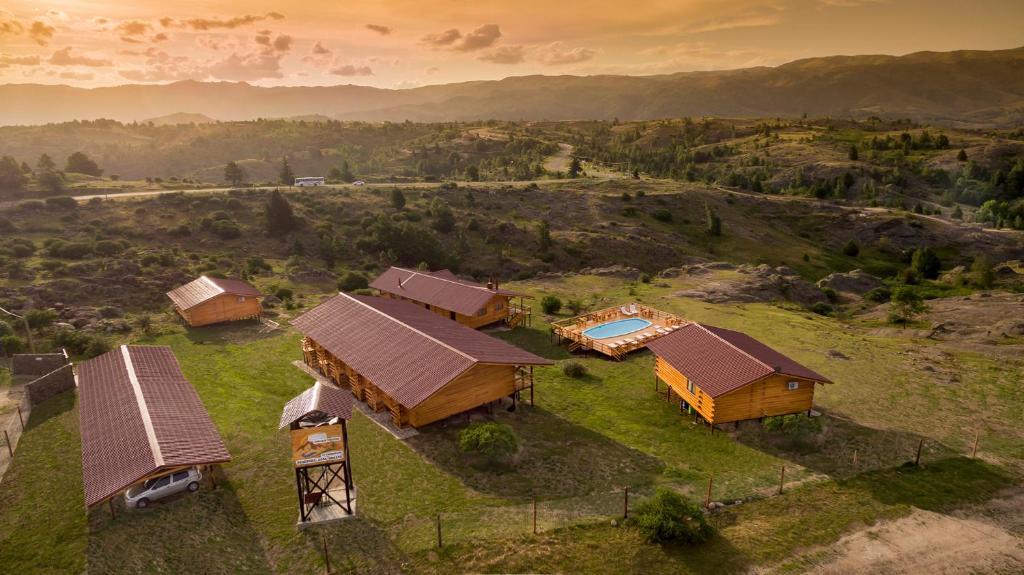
top-left (540, 295), bottom-right (562, 314)
top-left (841, 240), bottom-right (860, 257)
top-left (44, 196), bottom-right (78, 210)
top-left (911, 247), bottom-right (941, 279)
top-left (7, 238), bottom-right (35, 258)
top-left (49, 241), bottom-right (93, 259)
top-left (25, 309), bottom-right (57, 329)
top-left (0, 320), bottom-right (12, 337)
top-left (629, 488), bottom-right (712, 544)
top-left (0, 335), bottom-right (26, 356)
top-left (888, 286), bottom-right (927, 325)
top-left (94, 240), bottom-right (123, 256)
top-left (561, 361), bottom-right (588, 378)
top-left (210, 219), bottom-right (242, 239)
top-left (762, 414), bottom-right (822, 435)
top-left (864, 287), bottom-right (891, 303)
top-left (639, 272), bottom-right (652, 284)
top-left (274, 287), bottom-right (294, 301)
top-left (821, 287), bottom-right (838, 302)
top-left (652, 208), bottom-right (672, 222)
top-left (810, 302), bottom-right (832, 316)
top-left (338, 271), bottom-right (368, 292)
top-left (899, 267), bottom-right (919, 285)
top-left (170, 223), bottom-right (192, 237)
top-left (566, 299), bottom-right (585, 315)
top-left (52, 329), bottom-right (109, 358)
top-left (457, 422), bottom-right (519, 462)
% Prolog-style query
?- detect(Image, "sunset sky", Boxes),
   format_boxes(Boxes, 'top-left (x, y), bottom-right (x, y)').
top-left (1, 1), bottom-right (1022, 89)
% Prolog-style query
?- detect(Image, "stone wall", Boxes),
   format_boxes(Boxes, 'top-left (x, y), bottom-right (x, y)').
top-left (25, 364), bottom-right (76, 406)
top-left (12, 352), bottom-right (68, 378)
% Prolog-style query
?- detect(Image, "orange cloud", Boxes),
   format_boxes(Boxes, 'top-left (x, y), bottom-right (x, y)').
top-left (365, 24), bottom-right (391, 35)
top-left (29, 21), bottom-right (56, 46)
top-left (49, 47), bottom-right (112, 67)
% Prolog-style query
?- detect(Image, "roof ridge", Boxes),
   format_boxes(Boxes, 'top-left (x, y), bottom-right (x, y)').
top-left (343, 293), bottom-right (478, 363)
top-left (199, 275), bottom-right (226, 294)
top-left (695, 323), bottom-right (775, 374)
top-left (120, 345), bottom-right (164, 468)
top-left (393, 267), bottom-right (492, 293)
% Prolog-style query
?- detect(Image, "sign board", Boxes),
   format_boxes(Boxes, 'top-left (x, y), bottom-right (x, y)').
top-left (290, 424), bottom-right (345, 468)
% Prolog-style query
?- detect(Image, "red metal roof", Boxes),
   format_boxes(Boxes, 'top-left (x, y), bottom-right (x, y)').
top-left (646, 323), bottom-right (832, 398)
top-left (78, 345), bottom-right (231, 507)
top-left (291, 293), bottom-right (552, 408)
top-left (166, 276), bottom-right (261, 310)
top-left (279, 382), bottom-right (354, 429)
top-left (369, 267), bottom-right (521, 316)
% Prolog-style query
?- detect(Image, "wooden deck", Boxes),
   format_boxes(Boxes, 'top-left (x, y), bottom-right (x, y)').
top-left (551, 304), bottom-right (688, 360)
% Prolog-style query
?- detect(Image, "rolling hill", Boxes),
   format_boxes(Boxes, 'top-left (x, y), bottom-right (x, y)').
top-left (1, 47), bottom-right (1023, 127)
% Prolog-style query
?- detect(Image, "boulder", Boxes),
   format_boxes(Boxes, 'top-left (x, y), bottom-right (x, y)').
top-left (578, 265), bottom-right (641, 278)
top-left (816, 269), bottom-right (884, 294)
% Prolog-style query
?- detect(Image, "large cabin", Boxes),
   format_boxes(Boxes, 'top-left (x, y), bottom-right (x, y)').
top-left (166, 276), bottom-right (262, 327)
top-left (369, 267), bottom-right (531, 329)
top-left (646, 323), bottom-right (832, 426)
top-left (291, 292), bottom-right (552, 428)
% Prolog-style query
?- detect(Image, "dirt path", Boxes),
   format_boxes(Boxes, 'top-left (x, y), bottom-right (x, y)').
top-left (544, 143), bottom-right (575, 173)
top-left (775, 492), bottom-right (1024, 574)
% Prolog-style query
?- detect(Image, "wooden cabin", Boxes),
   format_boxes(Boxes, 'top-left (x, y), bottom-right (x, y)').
top-left (369, 267), bottom-right (531, 329)
top-left (166, 276), bottom-right (262, 327)
top-left (291, 292), bottom-right (553, 428)
top-left (646, 323), bottom-right (832, 426)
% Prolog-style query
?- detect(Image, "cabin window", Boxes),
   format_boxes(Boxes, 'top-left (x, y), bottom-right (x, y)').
top-left (494, 302), bottom-right (504, 311)
top-left (450, 311), bottom-right (456, 320)
top-left (787, 381), bottom-right (800, 391)
top-left (687, 380), bottom-right (695, 394)
top-left (476, 307), bottom-right (487, 316)
top-left (237, 296), bottom-right (246, 303)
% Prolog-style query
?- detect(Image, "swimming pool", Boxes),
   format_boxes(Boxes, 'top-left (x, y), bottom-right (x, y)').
top-left (582, 318), bottom-right (652, 339)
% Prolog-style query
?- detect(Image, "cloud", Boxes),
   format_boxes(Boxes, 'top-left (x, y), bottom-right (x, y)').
top-left (119, 48), bottom-right (208, 82)
top-left (422, 28), bottom-right (461, 48)
top-left (273, 35), bottom-right (292, 52)
top-left (365, 24), bottom-right (391, 35)
top-left (818, 0), bottom-right (887, 6)
top-left (330, 63), bottom-right (373, 77)
top-left (534, 42), bottom-right (596, 65)
top-left (425, 66), bottom-right (440, 75)
top-left (49, 47), bottom-right (112, 67)
top-left (152, 33), bottom-right (169, 43)
top-left (311, 41), bottom-right (331, 56)
top-left (59, 71), bottom-right (94, 80)
top-left (209, 51), bottom-right (284, 81)
top-left (422, 24), bottom-right (502, 52)
top-left (254, 31), bottom-right (292, 53)
top-left (1, 12), bottom-right (23, 36)
top-left (679, 8), bottom-right (782, 35)
top-left (29, 21), bottom-right (56, 45)
top-left (165, 12), bottom-right (285, 31)
top-left (159, 17), bottom-right (174, 28)
top-left (116, 20), bottom-right (151, 37)
top-left (479, 45), bottom-right (525, 64)
top-left (0, 54), bottom-right (41, 66)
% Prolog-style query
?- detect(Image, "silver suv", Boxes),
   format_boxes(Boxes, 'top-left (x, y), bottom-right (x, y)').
top-left (124, 467), bottom-right (203, 508)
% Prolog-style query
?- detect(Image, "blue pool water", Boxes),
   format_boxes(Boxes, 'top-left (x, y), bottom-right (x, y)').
top-left (582, 318), bottom-right (652, 339)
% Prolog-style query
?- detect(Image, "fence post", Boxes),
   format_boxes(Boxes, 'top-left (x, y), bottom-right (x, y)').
top-left (623, 487), bottom-right (629, 519)
top-left (972, 430), bottom-right (980, 459)
top-left (915, 438), bottom-right (924, 467)
top-left (436, 514), bottom-right (442, 549)
top-left (705, 476), bottom-right (713, 508)
top-left (322, 534), bottom-right (331, 575)
top-left (778, 465), bottom-right (785, 495)
top-left (532, 498), bottom-right (538, 534)
top-left (3, 429), bottom-right (11, 457)
top-left (17, 406), bottom-right (24, 431)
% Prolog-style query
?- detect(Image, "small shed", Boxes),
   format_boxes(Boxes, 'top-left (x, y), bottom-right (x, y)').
top-left (167, 275), bottom-right (262, 327)
top-left (78, 345), bottom-right (231, 509)
top-left (370, 266), bottom-right (531, 328)
top-left (647, 323), bottom-right (832, 426)
top-left (292, 292), bottom-right (553, 428)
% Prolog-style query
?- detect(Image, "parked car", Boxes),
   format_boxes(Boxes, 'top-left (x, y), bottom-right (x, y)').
top-left (352, 180), bottom-right (365, 186)
top-left (124, 467), bottom-right (203, 508)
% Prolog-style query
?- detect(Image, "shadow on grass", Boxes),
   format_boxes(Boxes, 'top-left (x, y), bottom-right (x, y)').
top-left (23, 388), bottom-right (75, 432)
top-left (87, 479), bottom-right (273, 574)
top-left (406, 405), bottom-right (665, 501)
top-left (492, 325), bottom-right (573, 361)
top-left (182, 319), bottom-right (282, 346)
top-left (302, 517), bottom-right (411, 575)
top-left (848, 456), bottom-right (1016, 513)
top-left (733, 410), bottom-right (959, 480)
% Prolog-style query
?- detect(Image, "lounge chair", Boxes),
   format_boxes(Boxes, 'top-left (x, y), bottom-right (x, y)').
top-left (629, 303), bottom-right (639, 315)
top-left (621, 305), bottom-right (635, 316)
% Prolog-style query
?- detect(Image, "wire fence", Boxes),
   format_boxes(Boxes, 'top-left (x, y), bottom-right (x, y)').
top-left (0, 385), bottom-right (32, 483)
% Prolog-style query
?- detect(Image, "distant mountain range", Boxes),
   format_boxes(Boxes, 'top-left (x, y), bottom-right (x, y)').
top-left (3, 47), bottom-right (1024, 127)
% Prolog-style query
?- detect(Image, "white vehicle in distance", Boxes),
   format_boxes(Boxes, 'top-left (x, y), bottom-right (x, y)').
top-left (124, 467), bottom-right (203, 508)
top-left (352, 180), bottom-right (366, 186)
top-left (294, 176), bottom-right (325, 187)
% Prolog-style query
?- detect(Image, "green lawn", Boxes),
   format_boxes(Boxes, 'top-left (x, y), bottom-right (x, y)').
top-left (0, 277), bottom-right (1021, 573)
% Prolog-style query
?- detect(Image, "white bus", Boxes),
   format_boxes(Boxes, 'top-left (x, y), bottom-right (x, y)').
top-left (294, 177), bottom-right (325, 187)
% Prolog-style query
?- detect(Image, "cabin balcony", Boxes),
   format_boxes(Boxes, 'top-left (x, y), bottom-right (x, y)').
top-left (506, 302), bottom-right (532, 328)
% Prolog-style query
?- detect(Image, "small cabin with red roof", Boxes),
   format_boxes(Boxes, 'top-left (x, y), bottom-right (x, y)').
top-left (646, 323), bottom-right (832, 426)
top-left (369, 267), bottom-right (531, 329)
top-left (166, 275), bottom-right (262, 327)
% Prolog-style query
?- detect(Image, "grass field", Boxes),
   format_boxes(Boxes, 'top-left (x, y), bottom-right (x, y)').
top-left (0, 274), bottom-right (1021, 573)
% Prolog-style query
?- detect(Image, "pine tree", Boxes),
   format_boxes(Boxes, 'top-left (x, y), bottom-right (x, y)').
top-left (224, 161), bottom-right (246, 186)
top-left (537, 220), bottom-right (553, 252)
top-left (390, 188), bottom-right (406, 210)
top-left (957, 149), bottom-right (968, 162)
top-left (265, 190), bottom-right (298, 236)
top-left (568, 157), bottom-right (582, 178)
top-left (279, 157), bottom-right (294, 185)
top-left (704, 203), bottom-right (722, 236)
top-left (848, 144), bottom-right (859, 161)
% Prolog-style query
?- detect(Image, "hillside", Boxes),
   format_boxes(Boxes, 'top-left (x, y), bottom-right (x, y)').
top-left (2, 47), bottom-right (1024, 127)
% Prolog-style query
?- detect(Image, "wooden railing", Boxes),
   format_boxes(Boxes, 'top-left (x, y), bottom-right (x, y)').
top-left (550, 303), bottom-right (688, 359)
top-left (507, 302), bottom-right (532, 328)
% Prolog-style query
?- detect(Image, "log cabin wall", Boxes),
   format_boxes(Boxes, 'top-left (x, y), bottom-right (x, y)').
top-left (408, 363), bottom-right (517, 427)
top-left (177, 293), bottom-right (261, 327)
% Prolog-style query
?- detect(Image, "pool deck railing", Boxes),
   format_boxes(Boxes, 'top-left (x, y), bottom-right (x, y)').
top-left (550, 303), bottom-right (689, 360)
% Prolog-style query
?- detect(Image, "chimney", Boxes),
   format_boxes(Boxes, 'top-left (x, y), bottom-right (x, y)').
top-left (486, 276), bottom-right (494, 290)
top-left (398, 276), bottom-right (404, 289)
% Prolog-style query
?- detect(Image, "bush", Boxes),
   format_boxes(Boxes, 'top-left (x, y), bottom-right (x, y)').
top-left (810, 302), bottom-right (832, 316)
top-left (566, 299), bottom-right (585, 315)
top-left (561, 361), bottom-right (588, 378)
top-left (274, 287), bottom-right (294, 301)
top-left (0, 320), bottom-right (12, 337)
top-left (864, 287), bottom-right (891, 303)
top-left (52, 329), bottom-right (109, 358)
top-left (0, 334), bottom-right (26, 356)
top-left (7, 238), bottom-right (35, 258)
top-left (170, 223), bottom-right (192, 237)
top-left (911, 247), bottom-right (941, 280)
top-left (652, 208), bottom-right (672, 222)
top-left (210, 219), bottom-right (242, 239)
top-left (338, 271), bottom-right (369, 292)
top-left (762, 414), bottom-right (822, 435)
top-left (457, 422), bottom-right (518, 462)
top-left (629, 488), bottom-right (712, 544)
top-left (540, 295), bottom-right (562, 314)
top-left (821, 287), bottom-right (838, 302)
top-left (25, 308), bottom-right (57, 329)
top-left (841, 240), bottom-right (860, 257)
top-left (44, 196), bottom-right (78, 210)
top-left (94, 240), bottom-right (124, 256)
top-left (899, 267), bottom-right (919, 285)
top-left (49, 240), bottom-right (93, 259)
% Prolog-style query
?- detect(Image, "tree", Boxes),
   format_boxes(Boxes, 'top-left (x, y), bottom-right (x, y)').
top-left (390, 188), bottom-right (406, 210)
top-left (466, 165), bottom-right (480, 182)
top-left (951, 205), bottom-right (963, 219)
top-left (842, 240), bottom-right (860, 257)
top-left (704, 203), bottom-right (722, 236)
top-left (65, 151), bottom-right (102, 176)
top-left (957, 149), bottom-right (968, 162)
top-left (338, 160), bottom-right (355, 183)
top-left (537, 219), bottom-right (553, 252)
top-left (37, 154), bottom-right (55, 171)
top-left (279, 157), bottom-right (294, 185)
top-left (911, 247), bottom-right (941, 279)
top-left (0, 156), bottom-right (27, 193)
top-left (338, 272), bottom-right (368, 292)
top-left (568, 156), bottom-right (582, 178)
top-left (430, 198), bottom-right (455, 233)
top-left (457, 422), bottom-right (518, 466)
top-left (265, 190), bottom-right (298, 236)
top-left (35, 154), bottom-right (63, 194)
top-left (224, 161), bottom-right (246, 186)
top-left (888, 286), bottom-right (927, 326)
top-left (327, 166), bottom-right (343, 181)
top-left (970, 254), bottom-right (995, 289)
top-left (540, 295), bottom-right (562, 314)
top-left (629, 488), bottom-right (712, 544)
top-left (847, 144), bottom-right (859, 161)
